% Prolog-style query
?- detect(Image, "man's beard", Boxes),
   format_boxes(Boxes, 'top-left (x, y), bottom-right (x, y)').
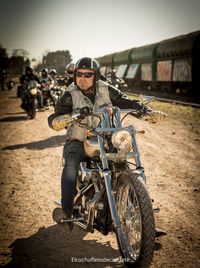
top-left (78, 84), bottom-right (96, 95)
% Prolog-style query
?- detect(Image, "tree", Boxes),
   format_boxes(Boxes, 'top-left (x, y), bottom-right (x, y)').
top-left (10, 49), bottom-right (30, 74)
top-left (35, 49), bottom-right (72, 74)
top-left (11, 49), bottom-right (29, 60)
top-left (0, 44), bottom-right (9, 69)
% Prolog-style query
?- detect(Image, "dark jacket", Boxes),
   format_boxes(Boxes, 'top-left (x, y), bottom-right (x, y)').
top-left (20, 73), bottom-right (40, 85)
top-left (48, 81), bottom-right (151, 128)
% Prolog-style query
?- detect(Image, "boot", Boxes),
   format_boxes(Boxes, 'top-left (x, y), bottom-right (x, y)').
top-left (52, 207), bottom-right (73, 233)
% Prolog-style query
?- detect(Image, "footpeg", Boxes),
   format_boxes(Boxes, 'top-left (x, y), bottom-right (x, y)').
top-left (61, 216), bottom-right (84, 223)
top-left (54, 200), bottom-right (61, 206)
top-left (153, 207), bottom-right (160, 213)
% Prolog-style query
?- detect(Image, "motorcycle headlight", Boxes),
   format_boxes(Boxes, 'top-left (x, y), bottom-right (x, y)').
top-left (111, 129), bottom-right (133, 153)
top-left (30, 88), bottom-right (37, 95)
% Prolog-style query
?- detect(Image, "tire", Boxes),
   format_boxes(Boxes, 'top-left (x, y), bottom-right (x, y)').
top-left (28, 98), bottom-right (37, 119)
top-left (115, 170), bottom-right (155, 268)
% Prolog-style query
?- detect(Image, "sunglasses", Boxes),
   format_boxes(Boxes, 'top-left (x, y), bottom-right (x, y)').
top-left (76, 72), bottom-right (95, 78)
top-left (67, 71), bottom-right (73, 74)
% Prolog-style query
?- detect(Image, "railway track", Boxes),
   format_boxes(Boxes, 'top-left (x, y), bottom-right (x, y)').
top-left (126, 92), bottom-right (200, 108)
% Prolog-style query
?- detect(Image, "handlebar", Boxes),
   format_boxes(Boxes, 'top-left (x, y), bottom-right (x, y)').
top-left (60, 106), bottom-right (142, 125)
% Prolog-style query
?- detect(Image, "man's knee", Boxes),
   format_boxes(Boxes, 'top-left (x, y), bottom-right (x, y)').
top-left (64, 153), bottom-right (82, 170)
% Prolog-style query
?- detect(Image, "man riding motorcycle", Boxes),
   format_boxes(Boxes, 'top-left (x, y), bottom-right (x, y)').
top-left (107, 69), bottom-right (127, 90)
top-left (64, 63), bottom-right (74, 88)
top-left (48, 57), bottom-right (166, 232)
top-left (39, 68), bottom-right (54, 85)
top-left (20, 66), bottom-right (43, 109)
top-left (39, 68), bottom-right (54, 108)
top-left (49, 69), bottom-right (58, 87)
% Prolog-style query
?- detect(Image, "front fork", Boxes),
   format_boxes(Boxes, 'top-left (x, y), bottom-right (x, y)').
top-left (103, 170), bottom-right (120, 228)
top-left (98, 135), bottom-right (120, 228)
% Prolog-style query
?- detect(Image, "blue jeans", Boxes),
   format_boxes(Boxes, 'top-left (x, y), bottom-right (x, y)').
top-left (61, 140), bottom-right (86, 213)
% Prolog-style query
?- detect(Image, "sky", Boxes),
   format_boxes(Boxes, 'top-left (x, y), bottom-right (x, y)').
top-left (0, 0), bottom-right (200, 64)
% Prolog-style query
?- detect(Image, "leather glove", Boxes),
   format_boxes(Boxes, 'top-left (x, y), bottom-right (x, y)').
top-left (52, 114), bottom-right (72, 131)
top-left (143, 110), bottom-right (167, 124)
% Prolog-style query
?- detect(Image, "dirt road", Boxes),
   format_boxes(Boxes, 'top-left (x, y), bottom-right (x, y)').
top-left (0, 88), bottom-right (200, 268)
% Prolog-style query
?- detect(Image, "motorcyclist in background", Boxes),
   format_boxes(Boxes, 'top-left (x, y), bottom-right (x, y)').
top-left (107, 69), bottom-right (126, 90)
top-left (39, 68), bottom-right (54, 86)
top-left (64, 63), bottom-right (74, 88)
top-left (20, 66), bottom-right (43, 109)
top-left (47, 57), bottom-right (167, 232)
top-left (39, 68), bottom-right (55, 108)
top-left (107, 69), bottom-right (118, 82)
top-left (49, 69), bottom-right (58, 87)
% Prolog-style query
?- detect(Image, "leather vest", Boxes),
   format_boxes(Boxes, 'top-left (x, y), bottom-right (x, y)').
top-left (66, 80), bottom-right (113, 141)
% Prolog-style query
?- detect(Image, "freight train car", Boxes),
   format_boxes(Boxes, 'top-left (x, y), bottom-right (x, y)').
top-left (96, 52), bottom-right (116, 76)
top-left (96, 30), bottom-right (200, 100)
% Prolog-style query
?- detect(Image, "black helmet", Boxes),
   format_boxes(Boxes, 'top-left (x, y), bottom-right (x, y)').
top-left (25, 66), bottom-right (33, 73)
top-left (74, 57), bottom-right (100, 86)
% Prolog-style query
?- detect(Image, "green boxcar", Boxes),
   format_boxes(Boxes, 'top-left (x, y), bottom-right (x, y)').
top-left (129, 43), bottom-right (158, 81)
top-left (156, 30), bottom-right (200, 96)
top-left (113, 48), bottom-right (133, 78)
top-left (95, 30), bottom-right (200, 99)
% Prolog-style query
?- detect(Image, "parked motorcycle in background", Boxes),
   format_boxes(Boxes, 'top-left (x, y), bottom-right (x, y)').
top-left (6, 79), bottom-right (15, 90)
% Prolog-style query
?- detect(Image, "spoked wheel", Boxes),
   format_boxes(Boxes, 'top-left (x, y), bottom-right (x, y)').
top-left (115, 170), bottom-right (155, 268)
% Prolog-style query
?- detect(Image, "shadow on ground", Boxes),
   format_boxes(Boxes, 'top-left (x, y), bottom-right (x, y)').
top-left (0, 116), bottom-right (27, 122)
top-left (2, 135), bottom-right (66, 150)
top-left (6, 112), bottom-right (26, 115)
top-left (2, 225), bottom-right (124, 268)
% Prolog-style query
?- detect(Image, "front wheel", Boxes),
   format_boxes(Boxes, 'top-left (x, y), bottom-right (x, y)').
top-left (28, 98), bottom-right (37, 119)
top-left (115, 170), bottom-right (155, 268)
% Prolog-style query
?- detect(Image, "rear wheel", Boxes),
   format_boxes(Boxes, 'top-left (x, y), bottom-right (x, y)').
top-left (115, 170), bottom-right (155, 268)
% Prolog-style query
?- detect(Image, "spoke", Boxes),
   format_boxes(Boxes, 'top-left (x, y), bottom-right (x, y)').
top-left (117, 182), bottom-right (142, 259)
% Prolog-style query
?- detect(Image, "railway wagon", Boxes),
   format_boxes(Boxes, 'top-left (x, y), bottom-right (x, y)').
top-left (96, 52), bottom-right (116, 77)
top-left (96, 30), bottom-right (200, 100)
top-left (123, 43), bottom-right (159, 94)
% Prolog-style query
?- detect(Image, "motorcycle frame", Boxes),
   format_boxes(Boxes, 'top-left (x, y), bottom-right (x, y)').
top-left (71, 107), bottom-right (146, 231)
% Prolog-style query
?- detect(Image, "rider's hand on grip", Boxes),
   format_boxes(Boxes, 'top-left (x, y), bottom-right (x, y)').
top-left (79, 106), bottom-right (90, 119)
top-left (52, 114), bottom-right (71, 131)
top-left (143, 110), bottom-right (167, 124)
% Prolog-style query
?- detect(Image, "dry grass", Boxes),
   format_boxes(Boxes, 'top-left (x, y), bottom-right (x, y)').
top-left (127, 95), bottom-right (200, 135)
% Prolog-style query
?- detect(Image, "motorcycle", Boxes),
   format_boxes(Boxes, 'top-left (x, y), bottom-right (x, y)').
top-left (41, 81), bottom-right (56, 109)
top-left (50, 86), bottom-right (64, 106)
top-left (54, 98), bottom-right (157, 267)
top-left (6, 79), bottom-right (15, 90)
top-left (23, 80), bottom-right (40, 119)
